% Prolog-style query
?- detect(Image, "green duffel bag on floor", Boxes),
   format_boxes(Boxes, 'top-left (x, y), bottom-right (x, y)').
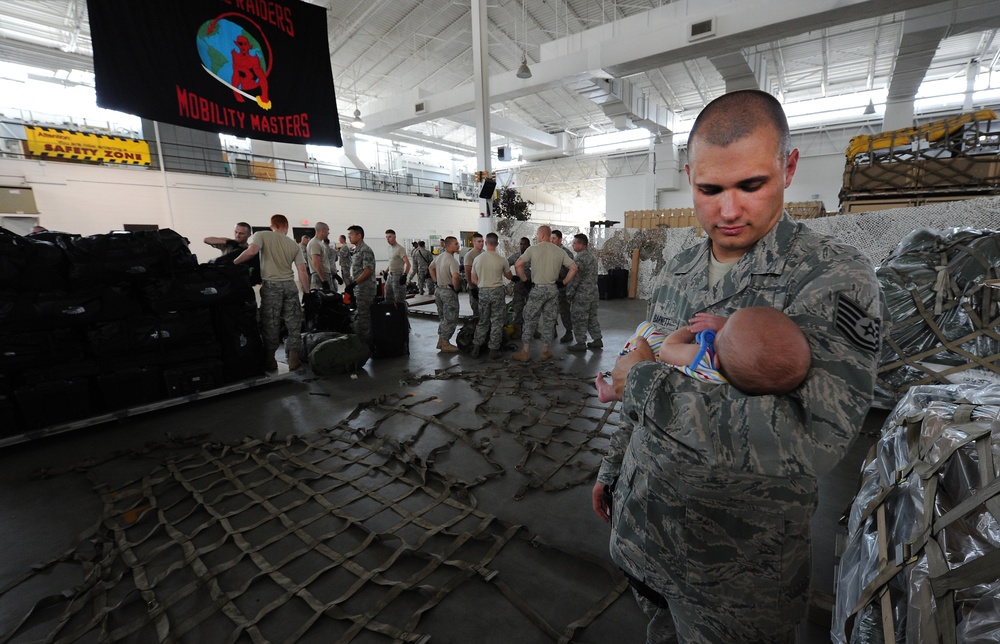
top-left (309, 334), bottom-right (371, 375)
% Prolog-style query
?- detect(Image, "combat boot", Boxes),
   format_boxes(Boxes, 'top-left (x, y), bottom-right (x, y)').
top-left (264, 353), bottom-right (278, 371)
top-left (567, 343), bottom-right (587, 352)
top-left (539, 345), bottom-right (553, 361)
top-left (587, 339), bottom-right (604, 349)
top-left (511, 325), bottom-right (522, 340)
top-left (512, 345), bottom-right (531, 362)
top-left (287, 349), bottom-right (302, 371)
top-left (438, 338), bottom-right (459, 353)
top-left (559, 332), bottom-right (574, 343)
top-left (489, 348), bottom-right (502, 360)
top-left (470, 344), bottom-right (481, 358)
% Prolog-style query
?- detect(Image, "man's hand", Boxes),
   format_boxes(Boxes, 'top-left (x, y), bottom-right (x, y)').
top-left (611, 336), bottom-right (655, 400)
top-left (592, 483), bottom-right (610, 523)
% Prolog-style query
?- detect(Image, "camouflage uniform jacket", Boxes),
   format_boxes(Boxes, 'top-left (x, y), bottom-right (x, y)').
top-left (600, 213), bottom-right (881, 610)
top-left (566, 248), bottom-right (597, 300)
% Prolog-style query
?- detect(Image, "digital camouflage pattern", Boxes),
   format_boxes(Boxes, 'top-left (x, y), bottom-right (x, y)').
top-left (351, 241), bottom-right (377, 343)
top-left (465, 248), bottom-right (483, 318)
top-left (338, 245), bottom-right (351, 286)
top-left (568, 247), bottom-right (602, 344)
top-left (507, 251), bottom-right (529, 330)
top-left (598, 214), bottom-right (881, 641)
top-left (435, 287), bottom-right (460, 341)
top-left (556, 245), bottom-right (573, 332)
top-left (522, 284), bottom-right (559, 344)
top-left (473, 286), bottom-right (506, 350)
top-left (260, 280), bottom-right (303, 356)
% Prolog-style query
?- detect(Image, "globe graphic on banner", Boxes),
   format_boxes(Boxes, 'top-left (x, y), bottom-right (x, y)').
top-left (196, 17), bottom-right (269, 94)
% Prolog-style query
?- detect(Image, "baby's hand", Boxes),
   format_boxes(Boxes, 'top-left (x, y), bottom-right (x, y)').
top-left (688, 312), bottom-right (727, 333)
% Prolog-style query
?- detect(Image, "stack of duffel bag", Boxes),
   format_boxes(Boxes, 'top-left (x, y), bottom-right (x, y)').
top-left (0, 227), bottom-right (265, 438)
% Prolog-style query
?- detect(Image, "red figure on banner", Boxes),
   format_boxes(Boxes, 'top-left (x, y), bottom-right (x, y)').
top-left (231, 35), bottom-right (270, 109)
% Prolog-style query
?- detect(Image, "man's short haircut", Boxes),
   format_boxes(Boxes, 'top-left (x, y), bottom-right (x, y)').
top-left (315, 222), bottom-right (329, 232)
top-left (485, 232), bottom-right (499, 246)
top-left (385, 229), bottom-right (396, 236)
top-left (537, 225), bottom-right (552, 238)
top-left (444, 235), bottom-right (457, 246)
top-left (689, 89), bottom-right (791, 162)
top-left (552, 230), bottom-right (563, 240)
top-left (472, 232), bottom-right (483, 239)
top-left (348, 225), bottom-right (365, 238)
top-left (520, 237), bottom-right (530, 244)
top-left (418, 241), bottom-right (426, 248)
top-left (235, 222), bottom-right (251, 232)
top-left (573, 233), bottom-right (588, 246)
top-left (339, 235), bottom-right (347, 242)
top-left (270, 214), bottom-right (288, 228)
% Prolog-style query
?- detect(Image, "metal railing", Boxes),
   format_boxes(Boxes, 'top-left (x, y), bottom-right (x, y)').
top-left (0, 125), bottom-right (476, 202)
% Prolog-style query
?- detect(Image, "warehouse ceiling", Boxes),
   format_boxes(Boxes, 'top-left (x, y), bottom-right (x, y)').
top-left (0, 0), bottom-right (999, 206)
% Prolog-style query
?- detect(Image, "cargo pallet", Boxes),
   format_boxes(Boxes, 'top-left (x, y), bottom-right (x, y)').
top-left (840, 109), bottom-right (1000, 213)
top-left (0, 370), bottom-right (293, 449)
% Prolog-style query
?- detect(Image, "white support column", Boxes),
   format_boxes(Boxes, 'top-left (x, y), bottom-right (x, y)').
top-left (471, 0), bottom-right (493, 234)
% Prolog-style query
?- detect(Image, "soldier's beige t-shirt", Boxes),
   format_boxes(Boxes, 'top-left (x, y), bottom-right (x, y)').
top-left (387, 243), bottom-right (407, 273)
top-left (251, 230), bottom-right (304, 281)
top-left (472, 251), bottom-right (509, 289)
top-left (518, 242), bottom-right (574, 284)
top-left (433, 252), bottom-right (459, 288)
top-left (306, 237), bottom-right (331, 277)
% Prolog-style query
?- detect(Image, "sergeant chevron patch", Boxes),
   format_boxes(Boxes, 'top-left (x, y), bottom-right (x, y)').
top-left (835, 294), bottom-right (880, 353)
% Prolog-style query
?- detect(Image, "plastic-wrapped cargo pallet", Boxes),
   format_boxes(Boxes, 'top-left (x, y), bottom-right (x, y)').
top-left (833, 384), bottom-right (1000, 643)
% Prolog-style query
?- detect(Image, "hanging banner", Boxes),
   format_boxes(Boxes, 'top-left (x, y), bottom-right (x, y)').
top-left (24, 126), bottom-right (152, 165)
top-left (87, 0), bottom-right (342, 147)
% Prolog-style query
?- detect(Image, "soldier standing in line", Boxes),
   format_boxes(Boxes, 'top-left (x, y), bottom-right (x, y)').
top-left (506, 236), bottom-right (531, 339)
top-left (233, 214), bottom-right (308, 371)
top-left (469, 232), bottom-right (513, 359)
top-left (463, 232), bottom-right (485, 318)
top-left (429, 236), bottom-right (461, 353)
top-left (407, 241), bottom-right (421, 292)
top-left (415, 241), bottom-right (435, 295)
top-left (512, 225), bottom-right (577, 362)
top-left (306, 222), bottom-right (334, 291)
top-left (566, 233), bottom-right (603, 352)
top-left (337, 234), bottom-right (352, 286)
top-left (345, 225), bottom-right (376, 345)
top-left (383, 229), bottom-right (411, 304)
top-left (550, 229), bottom-right (575, 343)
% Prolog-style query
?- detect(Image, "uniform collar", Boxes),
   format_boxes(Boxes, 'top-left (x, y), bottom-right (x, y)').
top-left (673, 212), bottom-right (796, 277)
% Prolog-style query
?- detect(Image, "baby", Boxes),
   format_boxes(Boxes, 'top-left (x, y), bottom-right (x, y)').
top-left (595, 307), bottom-right (812, 403)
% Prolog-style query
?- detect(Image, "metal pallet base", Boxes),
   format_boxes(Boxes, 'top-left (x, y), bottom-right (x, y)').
top-left (0, 369), bottom-right (295, 449)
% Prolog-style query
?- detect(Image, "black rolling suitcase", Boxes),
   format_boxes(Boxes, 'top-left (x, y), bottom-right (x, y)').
top-left (370, 301), bottom-right (409, 358)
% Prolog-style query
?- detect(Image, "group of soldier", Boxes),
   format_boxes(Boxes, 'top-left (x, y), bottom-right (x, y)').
top-left (206, 219), bottom-right (605, 367)
top-left (427, 224), bottom-right (603, 361)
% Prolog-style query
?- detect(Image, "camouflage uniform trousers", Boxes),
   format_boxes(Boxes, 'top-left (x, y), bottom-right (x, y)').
top-left (521, 284), bottom-right (558, 344)
top-left (469, 289), bottom-right (480, 318)
top-left (421, 272), bottom-right (435, 296)
top-left (352, 282), bottom-right (376, 343)
top-left (510, 282), bottom-right (529, 328)
top-left (384, 274), bottom-right (407, 304)
top-left (472, 286), bottom-right (506, 350)
top-left (557, 288), bottom-right (572, 333)
top-left (260, 280), bottom-right (303, 357)
top-left (570, 293), bottom-right (603, 344)
top-left (434, 286), bottom-right (459, 341)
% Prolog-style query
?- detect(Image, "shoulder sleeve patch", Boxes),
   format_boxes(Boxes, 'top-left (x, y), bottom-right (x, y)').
top-left (835, 293), bottom-right (880, 353)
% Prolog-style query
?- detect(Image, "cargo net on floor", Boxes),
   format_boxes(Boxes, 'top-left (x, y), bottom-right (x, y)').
top-left (833, 383), bottom-right (1000, 643)
top-left (1, 361), bottom-right (626, 643)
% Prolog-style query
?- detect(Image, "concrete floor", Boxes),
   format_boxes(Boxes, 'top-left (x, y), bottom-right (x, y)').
top-left (0, 296), bottom-right (884, 643)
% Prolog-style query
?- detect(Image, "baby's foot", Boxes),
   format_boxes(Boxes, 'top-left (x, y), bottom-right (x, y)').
top-left (594, 372), bottom-right (620, 403)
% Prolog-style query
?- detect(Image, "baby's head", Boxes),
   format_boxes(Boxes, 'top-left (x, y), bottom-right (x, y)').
top-left (714, 307), bottom-right (811, 396)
